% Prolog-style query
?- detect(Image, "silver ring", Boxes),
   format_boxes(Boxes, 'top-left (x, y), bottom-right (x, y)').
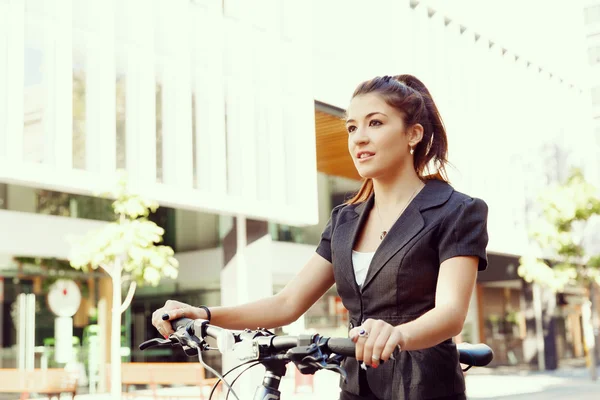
top-left (372, 355), bottom-right (380, 361)
top-left (358, 329), bottom-right (369, 338)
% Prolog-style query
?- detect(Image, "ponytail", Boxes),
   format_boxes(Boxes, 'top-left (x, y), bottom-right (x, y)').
top-left (396, 74), bottom-right (449, 182)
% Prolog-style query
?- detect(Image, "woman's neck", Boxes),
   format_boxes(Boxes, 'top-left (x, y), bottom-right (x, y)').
top-left (372, 168), bottom-right (424, 211)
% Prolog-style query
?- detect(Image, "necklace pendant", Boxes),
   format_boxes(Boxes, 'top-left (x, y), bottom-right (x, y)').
top-left (380, 230), bottom-right (387, 240)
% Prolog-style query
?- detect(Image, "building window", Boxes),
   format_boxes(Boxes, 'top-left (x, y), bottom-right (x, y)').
top-left (24, 9), bottom-right (46, 165)
top-left (36, 189), bottom-right (114, 222)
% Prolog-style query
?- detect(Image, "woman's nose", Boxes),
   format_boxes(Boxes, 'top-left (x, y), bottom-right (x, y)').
top-left (352, 129), bottom-right (369, 145)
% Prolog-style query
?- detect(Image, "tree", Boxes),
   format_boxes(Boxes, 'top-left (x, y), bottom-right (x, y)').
top-left (69, 174), bottom-right (179, 399)
top-left (518, 168), bottom-right (600, 379)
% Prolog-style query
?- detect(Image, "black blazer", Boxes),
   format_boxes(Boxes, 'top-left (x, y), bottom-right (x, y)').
top-left (316, 179), bottom-right (489, 400)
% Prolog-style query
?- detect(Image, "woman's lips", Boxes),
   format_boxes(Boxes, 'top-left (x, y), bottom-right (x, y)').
top-left (356, 152), bottom-right (375, 162)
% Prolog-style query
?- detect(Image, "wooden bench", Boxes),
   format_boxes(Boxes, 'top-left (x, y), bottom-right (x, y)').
top-left (0, 368), bottom-right (77, 399)
top-left (121, 362), bottom-right (221, 399)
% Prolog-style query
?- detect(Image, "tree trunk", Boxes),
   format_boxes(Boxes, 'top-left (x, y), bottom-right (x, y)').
top-left (111, 259), bottom-right (123, 399)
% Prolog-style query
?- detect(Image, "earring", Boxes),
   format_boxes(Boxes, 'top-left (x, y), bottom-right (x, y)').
top-left (409, 146), bottom-right (414, 155)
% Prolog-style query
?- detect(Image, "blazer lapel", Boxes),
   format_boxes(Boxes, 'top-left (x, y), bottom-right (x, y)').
top-left (361, 203), bottom-right (424, 292)
top-left (360, 179), bottom-right (454, 292)
top-left (332, 197), bottom-right (372, 298)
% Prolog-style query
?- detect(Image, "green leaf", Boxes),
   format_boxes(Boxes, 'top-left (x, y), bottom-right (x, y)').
top-left (589, 256), bottom-right (600, 270)
top-left (523, 168), bottom-right (600, 288)
top-left (68, 175), bottom-right (179, 287)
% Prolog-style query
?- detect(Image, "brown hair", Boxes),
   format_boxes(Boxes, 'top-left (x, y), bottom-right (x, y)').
top-left (346, 74), bottom-right (449, 204)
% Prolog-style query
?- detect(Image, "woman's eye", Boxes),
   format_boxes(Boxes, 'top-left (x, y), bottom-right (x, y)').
top-left (369, 119), bottom-right (382, 127)
top-left (347, 125), bottom-right (356, 133)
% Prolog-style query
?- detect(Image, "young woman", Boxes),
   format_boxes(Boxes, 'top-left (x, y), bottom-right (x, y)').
top-left (152, 74), bottom-right (489, 400)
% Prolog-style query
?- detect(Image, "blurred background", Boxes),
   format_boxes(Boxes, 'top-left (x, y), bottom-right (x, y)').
top-left (1, 0), bottom-right (600, 398)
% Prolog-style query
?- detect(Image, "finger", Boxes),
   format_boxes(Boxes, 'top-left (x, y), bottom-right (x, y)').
top-left (349, 325), bottom-right (367, 341)
top-left (362, 322), bottom-right (385, 367)
top-left (354, 331), bottom-right (365, 361)
top-left (349, 328), bottom-right (356, 341)
top-left (353, 321), bottom-right (372, 361)
top-left (155, 321), bottom-right (169, 339)
top-left (381, 328), bottom-right (404, 361)
top-left (350, 318), bottom-right (375, 341)
top-left (349, 327), bottom-right (363, 342)
top-left (161, 307), bottom-right (188, 322)
top-left (152, 309), bottom-right (168, 335)
top-left (158, 308), bottom-right (188, 336)
top-left (371, 327), bottom-right (393, 366)
top-left (156, 325), bottom-right (169, 339)
top-left (151, 310), bottom-right (160, 327)
top-left (160, 320), bottom-right (174, 336)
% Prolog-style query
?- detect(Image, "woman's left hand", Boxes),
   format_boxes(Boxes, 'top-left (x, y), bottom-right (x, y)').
top-left (349, 319), bottom-right (405, 368)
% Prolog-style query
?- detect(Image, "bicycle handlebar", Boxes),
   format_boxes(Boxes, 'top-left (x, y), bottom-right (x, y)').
top-left (163, 317), bottom-right (492, 367)
top-left (172, 317), bottom-right (357, 358)
top-left (140, 318), bottom-right (493, 400)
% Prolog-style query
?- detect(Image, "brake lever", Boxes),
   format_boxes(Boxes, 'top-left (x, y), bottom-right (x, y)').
top-left (284, 342), bottom-right (348, 381)
top-left (139, 337), bottom-right (172, 350)
top-left (139, 330), bottom-right (204, 357)
top-left (289, 351), bottom-right (349, 382)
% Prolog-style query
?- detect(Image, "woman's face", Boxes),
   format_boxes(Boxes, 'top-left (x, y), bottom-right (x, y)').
top-left (346, 93), bottom-right (414, 180)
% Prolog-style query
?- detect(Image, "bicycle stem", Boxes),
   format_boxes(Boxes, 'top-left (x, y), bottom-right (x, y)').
top-left (252, 360), bottom-right (288, 400)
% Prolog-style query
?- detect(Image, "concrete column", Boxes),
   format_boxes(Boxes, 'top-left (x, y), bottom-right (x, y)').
top-left (521, 281), bottom-right (558, 370)
top-left (220, 215), bottom-right (273, 399)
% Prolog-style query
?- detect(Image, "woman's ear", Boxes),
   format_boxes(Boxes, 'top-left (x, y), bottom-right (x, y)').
top-left (408, 123), bottom-right (424, 147)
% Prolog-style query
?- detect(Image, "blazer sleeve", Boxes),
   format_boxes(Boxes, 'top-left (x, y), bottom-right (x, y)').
top-left (438, 197), bottom-right (489, 271)
top-left (315, 205), bottom-right (343, 263)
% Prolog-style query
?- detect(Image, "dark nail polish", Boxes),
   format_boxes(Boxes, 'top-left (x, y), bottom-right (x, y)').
top-left (162, 313), bottom-right (169, 320)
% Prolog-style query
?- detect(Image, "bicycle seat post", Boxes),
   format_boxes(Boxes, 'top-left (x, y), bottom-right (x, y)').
top-left (253, 361), bottom-right (287, 400)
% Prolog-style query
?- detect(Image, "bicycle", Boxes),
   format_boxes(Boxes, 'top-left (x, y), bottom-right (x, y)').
top-left (140, 318), bottom-right (494, 400)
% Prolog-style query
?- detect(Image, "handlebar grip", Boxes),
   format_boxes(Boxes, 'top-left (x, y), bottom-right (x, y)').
top-left (326, 337), bottom-right (356, 357)
top-left (457, 343), bottom-right (494, 366)
top-left (270, 336), bottom-right (300, 351)
top-left (171, 318), bottom-right (194, 332)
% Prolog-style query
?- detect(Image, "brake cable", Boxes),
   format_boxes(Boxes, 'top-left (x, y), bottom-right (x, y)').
top-left (225, 362), bottom-right (263, 400)
top-left (208, 360), bottom-right (260, 399)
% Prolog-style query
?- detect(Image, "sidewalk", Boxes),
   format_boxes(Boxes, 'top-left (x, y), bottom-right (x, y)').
top-left (465, 362), bottom-right (600, 399)
top-left (74, 369), bottom-right (343, 399)
top-left (4, 364), bottom-right (599, 400)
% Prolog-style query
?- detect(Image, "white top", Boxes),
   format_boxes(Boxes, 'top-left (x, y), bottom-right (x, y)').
top-left (352, 250), bottom-right (376, 286)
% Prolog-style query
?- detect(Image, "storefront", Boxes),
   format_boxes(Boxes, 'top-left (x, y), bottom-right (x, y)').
top-left (477, 253), bottom-right (588, 368)
top-left (0, 260), bottom-right (104, 370)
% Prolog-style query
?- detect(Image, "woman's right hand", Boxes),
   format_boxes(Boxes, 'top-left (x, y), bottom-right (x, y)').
top-left (151, 300), bottom-right (208, 338)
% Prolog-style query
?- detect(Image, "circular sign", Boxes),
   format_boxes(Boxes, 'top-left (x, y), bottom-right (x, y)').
top-left (47, 279), bottom-right (82, 317)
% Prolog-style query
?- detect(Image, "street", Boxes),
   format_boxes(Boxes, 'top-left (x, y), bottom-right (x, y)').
top-left (465, 366), bottom-right (600, 399)
top-left (66, 364), bottom-right (600, 400)
top-left (1, 363), bottom-right (598, 400)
